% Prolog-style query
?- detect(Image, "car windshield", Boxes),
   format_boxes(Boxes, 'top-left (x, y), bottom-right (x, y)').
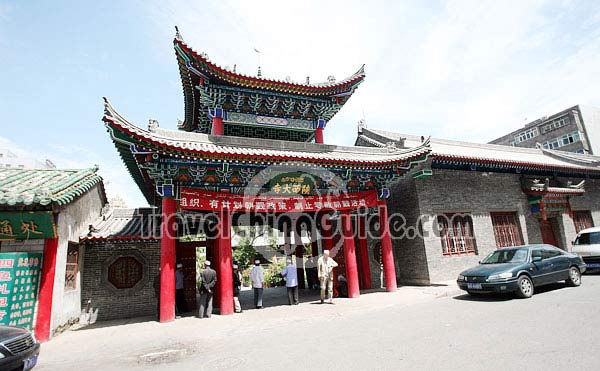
top-left (481, 248), bottom-right (528, 264)
top-left (575, 232), bottom-right (600, 245)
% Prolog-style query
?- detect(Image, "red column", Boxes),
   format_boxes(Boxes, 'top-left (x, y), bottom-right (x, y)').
top-left (212, 235), bottom-right (220, 308)
top-left (218, 209), bottom-right (233, 315)
top-left (378, 200), bottom-right (397, 292)
top-left (341, 210), bottom-right (360, 298)
top-left (160, 197), bottom-right (177, 322)
top-left (212, 116), bottom-right (224, 136)
top-left (315, 128), bottom-right (324, 144)
top-left (35, 237), bottom-right (58, 342)
top-left (357, 215), bottom-right (372, 290)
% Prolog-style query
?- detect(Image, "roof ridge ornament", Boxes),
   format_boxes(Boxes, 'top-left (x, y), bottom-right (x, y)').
top-left (174, 25), bottom-right (183, 41)
top-left (357, 119), bottom-right (366, 134)
top-left (148, 119), bottom-right (159, 132)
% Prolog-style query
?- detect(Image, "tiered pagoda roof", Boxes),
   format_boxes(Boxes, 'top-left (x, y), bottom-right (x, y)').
top-left (103, 99), bottom-right (432, 204)
top-left (173, 28), bottom-right (365, 137)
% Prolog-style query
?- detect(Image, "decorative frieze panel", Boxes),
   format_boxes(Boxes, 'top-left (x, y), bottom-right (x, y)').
top-left (227, 112), bottom-right (313, 130)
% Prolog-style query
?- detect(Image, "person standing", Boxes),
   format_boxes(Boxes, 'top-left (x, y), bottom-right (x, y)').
top-left (198, 260), bottom-right (217, 318)
top-left (175, 263), bottom-right (186, 317)
top-left (250, 259), bottom-right (265, 309)
top-left (318, 250), bottom-right (338, 304)
top-left (233, 264), bottom-right (243, 313)
top-left (281, 258), bottom-right (299, 305)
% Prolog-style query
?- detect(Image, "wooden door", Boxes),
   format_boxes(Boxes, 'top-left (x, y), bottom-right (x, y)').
top-left (539, 219), bottom-right (559, 247)
top-left (176, 241), bottom-right (201, 312)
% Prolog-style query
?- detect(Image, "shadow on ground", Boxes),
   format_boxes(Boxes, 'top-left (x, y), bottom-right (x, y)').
top-left (453, 281), bottom-right (572, 302)
top-left (72, 315), bottom-right (157, 331)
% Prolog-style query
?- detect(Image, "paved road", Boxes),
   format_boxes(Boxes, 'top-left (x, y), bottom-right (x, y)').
top-left (38, 275), bottom-right (600, 370)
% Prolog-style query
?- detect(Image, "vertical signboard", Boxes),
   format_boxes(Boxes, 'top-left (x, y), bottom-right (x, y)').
top-left (0, 253), bottom-right (43, 330)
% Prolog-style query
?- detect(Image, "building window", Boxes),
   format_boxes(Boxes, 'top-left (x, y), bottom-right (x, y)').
top-left (514, 127), bottom-right (539, 144)
top-left (541, 116), bottom-right (570, 134)
top-left (438, 213), bottom-right (477, 256)
top-left (108, 256), bottom-right (143, 289)
top-left (543, 131), bottom-right (581, 150)
top-left (573, 211), bottom-right (594, 233)
top-left (491, 212), bottom-right (524, 248)
top-left (65, 243), bottom-right (79, 290)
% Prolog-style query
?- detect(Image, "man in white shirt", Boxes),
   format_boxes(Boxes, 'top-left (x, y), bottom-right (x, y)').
top-left (317, 250), bottom-right (338, 304)
top-left (250, 259), bottom-right (265, 309)
top-left (281, 258), bottom-right (299, 305)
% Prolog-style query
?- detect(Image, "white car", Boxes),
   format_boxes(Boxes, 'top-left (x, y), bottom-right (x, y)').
top-left (571, 227), bottom-right (600, 270)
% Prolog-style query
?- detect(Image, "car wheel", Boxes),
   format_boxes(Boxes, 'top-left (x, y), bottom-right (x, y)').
top-left (566, 267), bottom-right (582, 287)
top-left (515, 275), bottom-right (534, 298)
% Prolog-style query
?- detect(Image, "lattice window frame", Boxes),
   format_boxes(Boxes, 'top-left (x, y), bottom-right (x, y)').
top-left (491, 212), bottom-right (524, 248)
top-left (438, 213), bottom-right (478, 256)
top-left (573, 210), bottom-right (594, 233)
top-left (64, 243), bottom-right (79, 290)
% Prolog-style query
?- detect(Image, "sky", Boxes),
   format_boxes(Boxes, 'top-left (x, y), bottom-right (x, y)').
top-left (1, 0), bottom-right (600, 207)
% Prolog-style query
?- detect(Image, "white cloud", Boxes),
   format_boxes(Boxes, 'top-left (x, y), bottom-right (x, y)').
top-left (0, 135), bottom-right (147, 208)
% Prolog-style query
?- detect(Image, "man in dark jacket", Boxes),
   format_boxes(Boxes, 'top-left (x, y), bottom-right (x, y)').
top-left (198, 260), bottom-right (217, 318)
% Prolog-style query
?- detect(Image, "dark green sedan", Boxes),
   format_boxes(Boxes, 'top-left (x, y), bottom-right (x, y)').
top-left (457, 244), bottom-right (586, 298)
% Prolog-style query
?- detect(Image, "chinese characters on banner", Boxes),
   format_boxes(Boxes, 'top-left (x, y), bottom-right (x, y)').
top-left (179, 188), bottom-right (379, 212)
top-left (0, 212), bottom-right (56, 240)
top-left (0, 253), bottom-right (43, 330)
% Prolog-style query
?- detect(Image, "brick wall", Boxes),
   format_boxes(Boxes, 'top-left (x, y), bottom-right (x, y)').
top-left (388, 170), bottom-right (600, 284)
top-left (81, 241), bottom-right (160, 321)
top-left (388, 178), bottom-right (430, 285)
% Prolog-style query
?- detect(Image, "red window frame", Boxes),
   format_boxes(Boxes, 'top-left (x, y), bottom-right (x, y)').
top-left (491, 212), bottom-right (524, 248)
top-left (438, 213), bottom-right (477, 256)
top-left (573, 210), bottom-right (594, 233)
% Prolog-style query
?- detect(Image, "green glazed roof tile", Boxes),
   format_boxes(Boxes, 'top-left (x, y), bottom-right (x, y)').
top-left (0, 167), bottom-right (103, 207)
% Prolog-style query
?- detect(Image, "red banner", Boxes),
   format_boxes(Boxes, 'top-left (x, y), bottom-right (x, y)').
top-left (179, 188), bottom-right (378, 212)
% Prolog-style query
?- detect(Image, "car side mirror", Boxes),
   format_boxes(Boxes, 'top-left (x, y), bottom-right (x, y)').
top-left (532, 256), bottom-right (542, 263)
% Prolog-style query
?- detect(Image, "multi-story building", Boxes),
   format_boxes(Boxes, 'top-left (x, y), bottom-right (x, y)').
top-left (489, 105), bottom-right (600, 155)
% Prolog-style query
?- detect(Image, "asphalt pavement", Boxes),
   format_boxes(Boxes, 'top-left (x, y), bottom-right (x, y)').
top-left (37, 275), bottom-right (600, 370)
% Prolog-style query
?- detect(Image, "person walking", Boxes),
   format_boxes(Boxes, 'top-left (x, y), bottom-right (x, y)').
top-left (233, 264), bottom-right (243, 313)
top-left (250, 259), bottom-right (265, 309)
top-left (175, 263), bottom-right (186, 317)
top-left (317, 250), bottom-right (338, 304)
top-left (281, 258), bottom-right (299, 305)
top-left (198, 260), bottom-right (217, 318)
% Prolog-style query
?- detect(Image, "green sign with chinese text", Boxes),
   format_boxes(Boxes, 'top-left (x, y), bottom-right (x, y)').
top-left (0, 212), bottom-right (56, 240)
top-left (0, 253), bottom-right (43, 330)
top-left (269, 172), bottom-right (316, 195)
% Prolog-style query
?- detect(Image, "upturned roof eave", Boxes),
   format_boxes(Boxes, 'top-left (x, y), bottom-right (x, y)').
top-left (173, 37), bottom-right (366, 97)
top-left (102, 98), bottom-right (432, 168)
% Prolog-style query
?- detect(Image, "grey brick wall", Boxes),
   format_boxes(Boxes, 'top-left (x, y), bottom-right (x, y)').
top-left (81, 241), bottom-right (160, 321)
top-left (387, 170), bottom-right (600, 284)
top-left (388, 178), bottom-right (430, 285)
